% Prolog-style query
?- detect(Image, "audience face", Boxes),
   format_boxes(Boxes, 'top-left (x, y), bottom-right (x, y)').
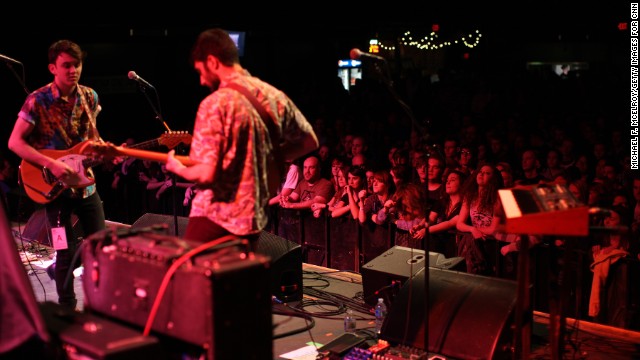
top-left (443, 140), bottom-right (457, 159)
top-left (569, 183), bottom-right (582, 202)
top-left (347, 171), bottom-right (364, 190)
top-left (303, 156), bottom-right (320, 183)
top-left (336, 168), bottom-right (348, 188)
top-left (331, 158), bottom-right (344, 177)
top-left (445, 172), bottom-right (462, 195)
top-left (372, 175), bottom-right (388, 195)
top-left (388, 147), bottom-right (398, 166)
top-left (603, 209), bottom-right (621, 228)
top-left (428, 157), bottom-right (443, 183)
top-left (366, 170), bottom-right (374, 191)
top-left (318, 145), bottom-right (330, 162)
top-left (575, 155), bottom-right (589, 175)
top-left (343, 135), bottom-right (354, 155)
top-left (351, 137), bottom-right (366, 156)
top-left (476, 165), bottom-right (494, 187)
top-left (459, 147), bottom-right (472, 166)
top-left (521, 150), bottom-right (537, 171)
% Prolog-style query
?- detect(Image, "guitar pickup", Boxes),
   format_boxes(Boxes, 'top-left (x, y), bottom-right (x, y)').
top-left (45, 182), bottom-right (67, 200)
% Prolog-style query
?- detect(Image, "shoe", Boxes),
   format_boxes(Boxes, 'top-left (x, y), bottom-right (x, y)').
top-left (46, 263), bottom-right (56, 280)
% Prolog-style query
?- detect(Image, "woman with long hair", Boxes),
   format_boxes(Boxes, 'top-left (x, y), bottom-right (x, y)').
top-left (456, 163), bottom-right (505, 275)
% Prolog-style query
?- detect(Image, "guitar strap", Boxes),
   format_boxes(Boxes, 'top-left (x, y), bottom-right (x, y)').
top-left (78, 86), bottom-right (103, 143)
top-left (225, 82), bottom-right (283, 195)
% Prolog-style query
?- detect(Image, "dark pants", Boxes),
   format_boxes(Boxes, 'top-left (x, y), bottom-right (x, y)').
top-left (184, 216), bottom-right (259, 251)
top-left (45, 192), bottom-right (105, 310)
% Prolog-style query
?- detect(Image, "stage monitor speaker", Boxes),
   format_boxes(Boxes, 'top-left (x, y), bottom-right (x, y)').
top-left (360, 246), bottom-right (464, 306)
top-left (131, 213), bottom-right (188, 237)
top-left (255, 230), bottom-right (303, 302)
top-left (381, 267), bottom-right (518, 360)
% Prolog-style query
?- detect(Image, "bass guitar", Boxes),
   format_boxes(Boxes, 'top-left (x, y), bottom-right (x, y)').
top-left (20, 132), bottom-right (192, 204)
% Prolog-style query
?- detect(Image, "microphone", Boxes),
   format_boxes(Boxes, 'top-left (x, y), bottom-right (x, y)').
top-left (349, 48), bottom-right (385, 61)
top-left (0, 53), bottom-right (22, 65)
top-left (127, 71), bottom-right (155, 88)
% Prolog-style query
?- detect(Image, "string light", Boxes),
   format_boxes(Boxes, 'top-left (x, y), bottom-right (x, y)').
top-left (377, 29), bottom-right (482, 52)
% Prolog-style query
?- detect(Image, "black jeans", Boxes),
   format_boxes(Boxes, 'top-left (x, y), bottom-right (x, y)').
top-left (45, 192), bottom-right (105, 309)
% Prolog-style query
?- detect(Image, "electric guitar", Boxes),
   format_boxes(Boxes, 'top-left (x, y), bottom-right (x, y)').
top-left (20, 132), bottom-right (192, 204)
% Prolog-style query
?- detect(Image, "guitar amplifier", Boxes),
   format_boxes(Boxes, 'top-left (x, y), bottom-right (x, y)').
top-left (81, 230), bottom-right (273, 360)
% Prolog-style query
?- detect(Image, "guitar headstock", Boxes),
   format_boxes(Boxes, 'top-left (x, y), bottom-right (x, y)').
top-left (159, 131), bottom-right (192, 149)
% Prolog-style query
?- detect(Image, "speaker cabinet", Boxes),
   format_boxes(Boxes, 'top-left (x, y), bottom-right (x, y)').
top-left (255, 231), bottom-right (303, 302)
top-left (131, 213), bottom-right (189, 237)
top-left (360, 246), bottom-right (464, 306)
top-left (81, 231), bottom-right (272, 360)
top-left (382, 267), bottom-right (518, 360)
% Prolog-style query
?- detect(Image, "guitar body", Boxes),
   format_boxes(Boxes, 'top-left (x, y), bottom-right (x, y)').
top-left (19, 132), bottom-right (192, 204)
top-left (20, 141), bottom-right (96, 204)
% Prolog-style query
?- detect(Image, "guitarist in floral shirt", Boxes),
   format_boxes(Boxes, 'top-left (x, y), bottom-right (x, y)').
top-left (166, 28), bottom-right (318, 249)
top-left (8, 40), bottom-right (106, 311)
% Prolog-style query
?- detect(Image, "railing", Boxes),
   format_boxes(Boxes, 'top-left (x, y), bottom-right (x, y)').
top-left (265, 206), bottom-right (393, 272)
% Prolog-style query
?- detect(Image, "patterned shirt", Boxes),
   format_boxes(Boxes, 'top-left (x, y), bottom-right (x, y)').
top-left (18, 82), bottom-right (100, 198)
top-left (188, 72), bottom-right (315, 235)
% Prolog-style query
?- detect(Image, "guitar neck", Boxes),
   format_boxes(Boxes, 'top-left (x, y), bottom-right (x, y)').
top-left (114, 147), bottom-right (197, 166)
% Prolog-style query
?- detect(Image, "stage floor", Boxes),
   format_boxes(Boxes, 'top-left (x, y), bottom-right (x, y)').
top-left (14, 225), bottom-right (640, 360)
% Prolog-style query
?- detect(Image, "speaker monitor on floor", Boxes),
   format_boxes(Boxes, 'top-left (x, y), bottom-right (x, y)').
top-left (381, 267), bottom-right (518, 360)
top-left (255, 231), bottom-right (303, 302)
top-left (360, 246), bottom-right (464, 306)
top-left (131, 213), bottom-right (189, 237)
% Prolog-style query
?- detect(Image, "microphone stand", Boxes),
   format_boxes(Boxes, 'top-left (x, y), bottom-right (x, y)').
top-left (4, 61), bottom-right (30, 95)
top-left (367, 54), bottom-right (431, 353)
top-left (135, 83), bottom-right (179, 236)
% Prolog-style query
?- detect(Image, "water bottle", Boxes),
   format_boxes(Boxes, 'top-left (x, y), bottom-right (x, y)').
top-left (344, 309), bottom-right (356, 333)
top-left (374, 298), bottom-right (387, 336)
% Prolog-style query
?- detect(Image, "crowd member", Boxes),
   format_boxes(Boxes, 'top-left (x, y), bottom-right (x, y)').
top-left (455, 144), bottom-right (475, 176)
top-left (412, 169), bottom-right (467, 257)
top-left (540, 148), bottom-right (565, 181)
top-left (390, 163), bottom-right (412, 188)
top-left (268, 159), bottom-right (301, 206)
top-left (496, 162), bottom-right (515, 189)
top-left (378, 183), bottom-right (428, 249)
top-left (328, 155), bottom-right (349, 196)
top-left (442, 136), bottom-right (459, 169)
top-left (514, 149), bottom-right (548, 186)
top-left (330, 165), bottom-right (367, 219)
top-left (589, 205), bottom-right (633, 326)
top-left (310, 164), bottom-right (348, 218)
top-left (280, 155), bottom-right (333, 211)
top-left (8, 40), bottom-right (109, 310)
top-left (455, 164), bottom-right (505, 275)
top-left (359, 169), bottom-right (395, 262)
top-left (165, 28), bottom-right (318, 249)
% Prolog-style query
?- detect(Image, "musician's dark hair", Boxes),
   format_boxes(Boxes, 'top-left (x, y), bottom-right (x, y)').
top-left (191, 28), bottom-right (239, 67)
top-left (48, 40), bottom-right (85, 65)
